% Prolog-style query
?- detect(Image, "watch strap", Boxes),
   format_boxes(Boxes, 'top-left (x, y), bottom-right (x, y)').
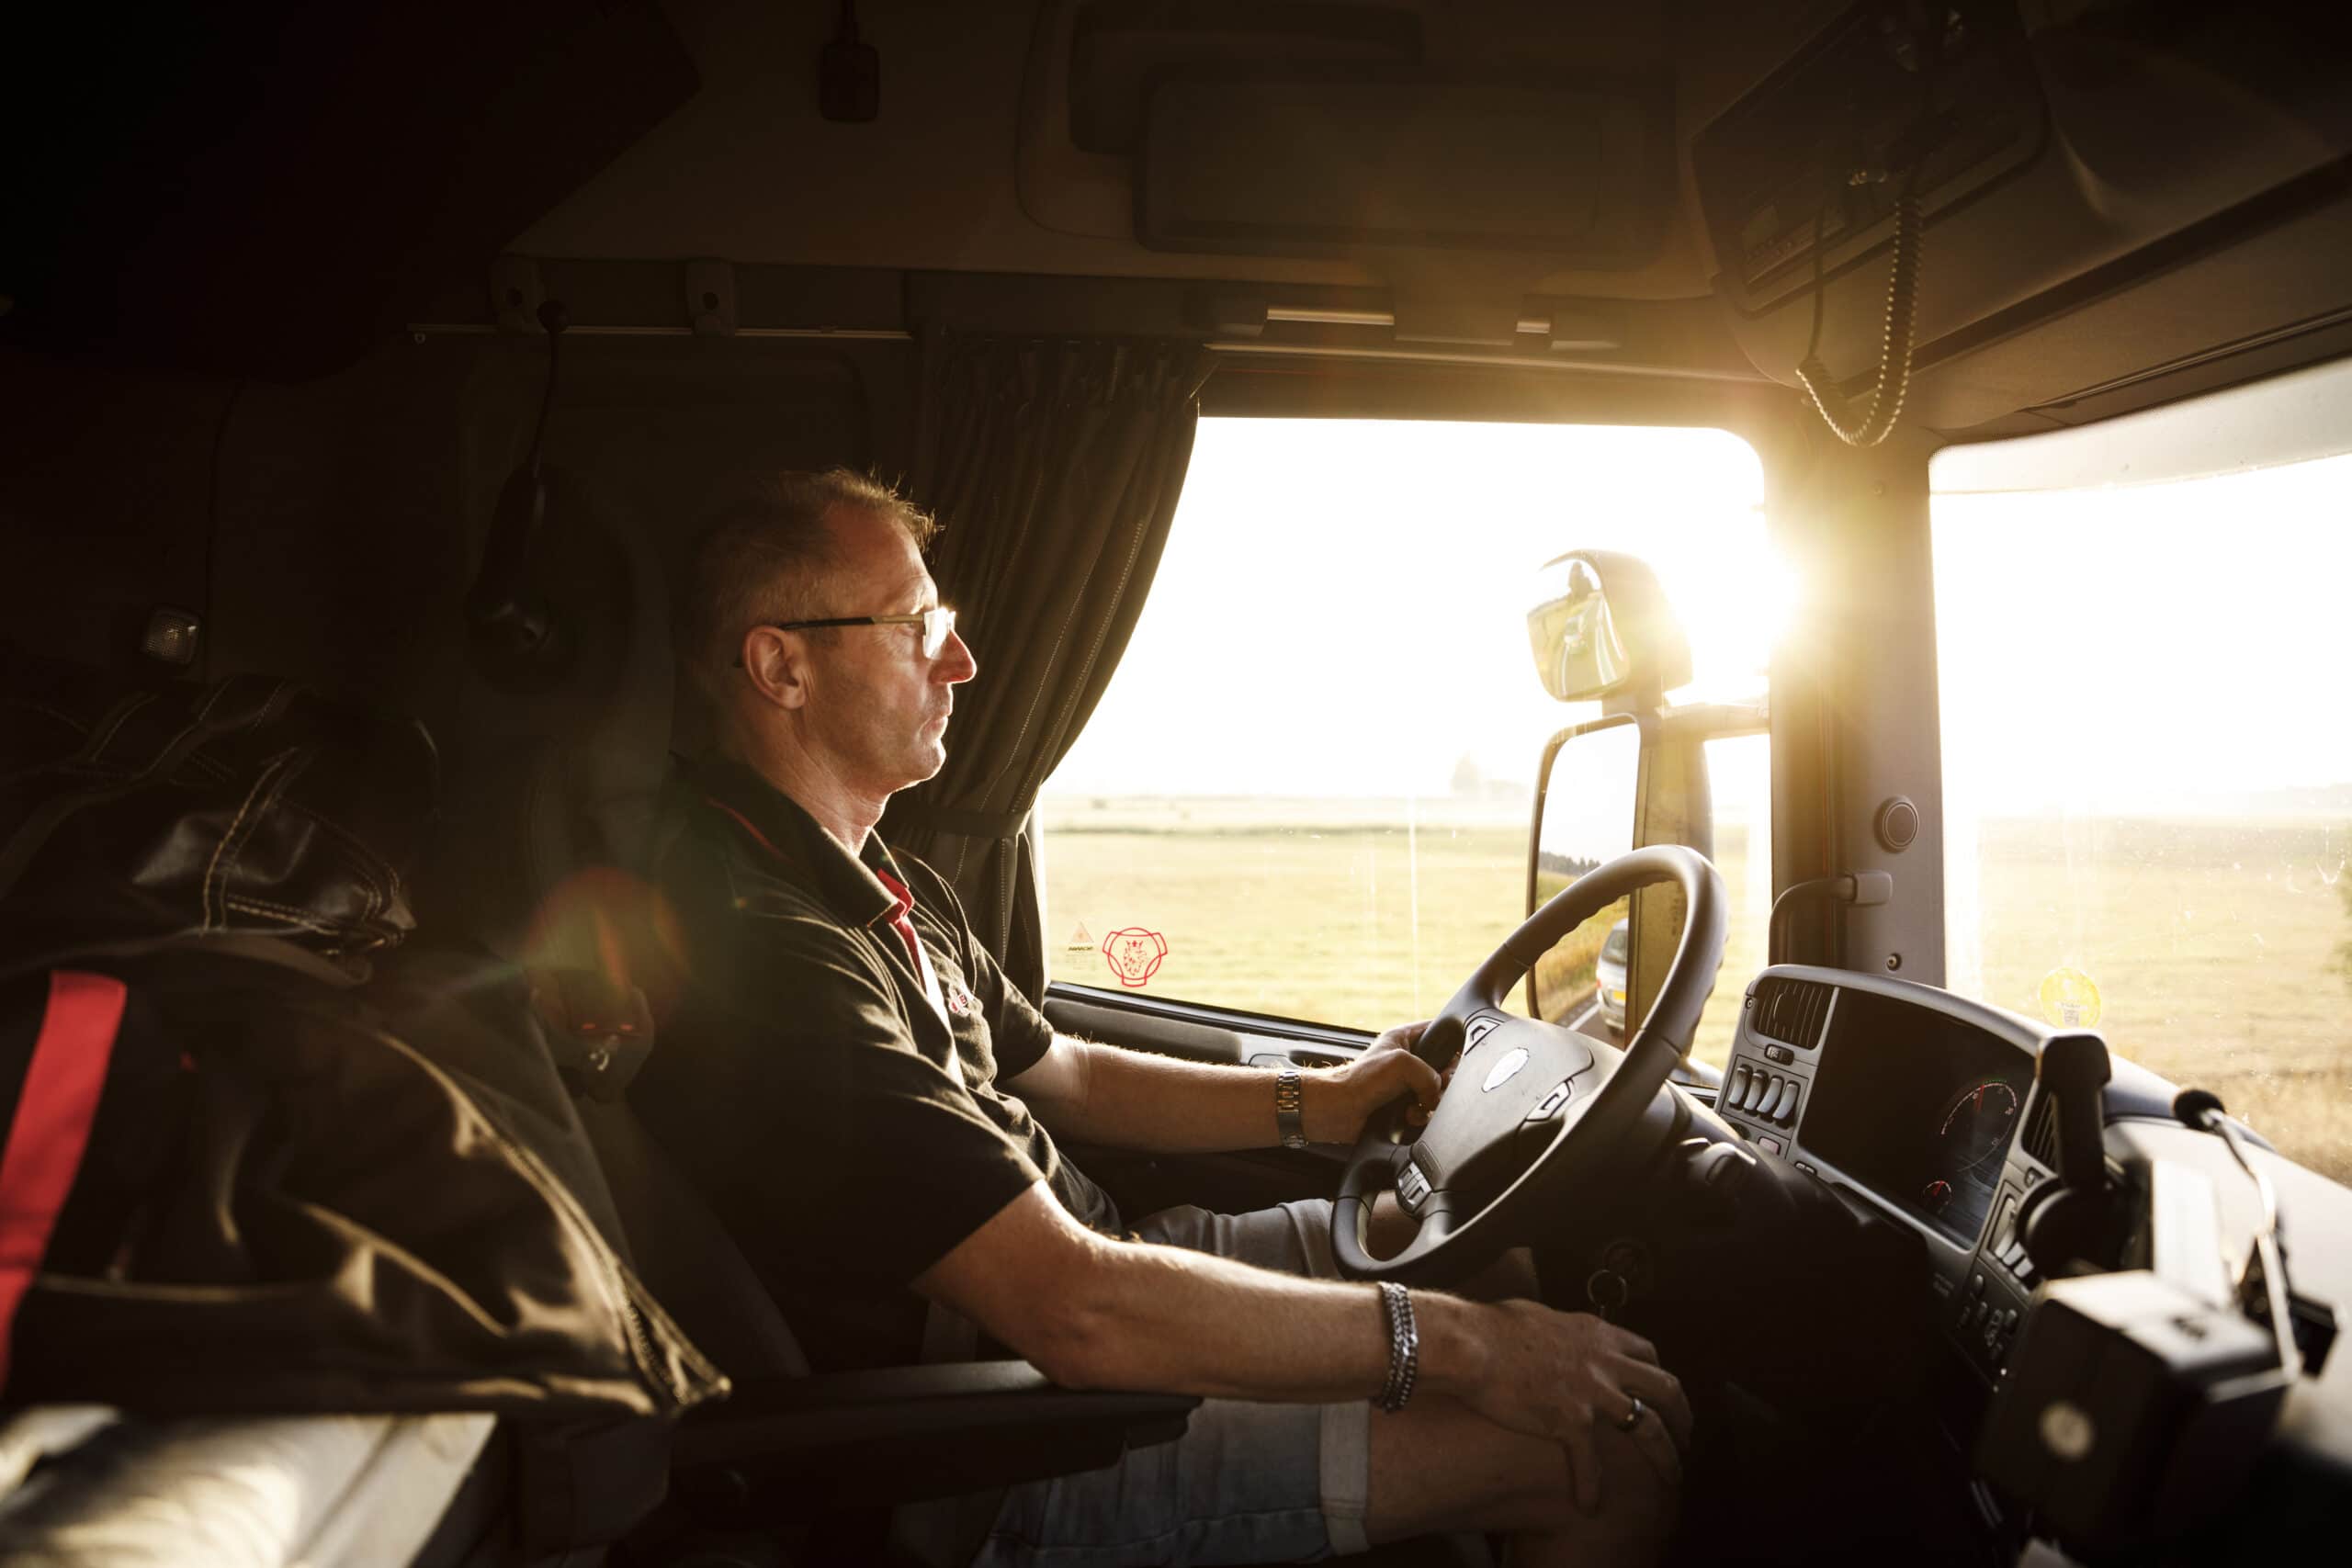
top-left (1273, 1066), bottom-right (1307, 1149)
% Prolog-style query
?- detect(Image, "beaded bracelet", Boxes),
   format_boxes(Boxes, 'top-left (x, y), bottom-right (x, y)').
top-left (1376, 1280), bottom-right (1419, 1413)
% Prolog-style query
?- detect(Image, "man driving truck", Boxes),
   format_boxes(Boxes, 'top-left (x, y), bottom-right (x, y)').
top-left (632, 467), bottom-right (1693, 1566)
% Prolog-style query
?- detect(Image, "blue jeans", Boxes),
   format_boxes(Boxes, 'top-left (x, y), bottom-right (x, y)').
top-left (969, 1200), bottom-right (1374, 1566)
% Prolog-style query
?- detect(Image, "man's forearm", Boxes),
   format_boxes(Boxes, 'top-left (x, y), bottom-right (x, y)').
top-left (1027, 1038), bottom-right (1355, 1152)
top-left (920, 1183), bottom-right (1692, 1492)
top-left (1042, 1225), bottom-right (1492, 1404)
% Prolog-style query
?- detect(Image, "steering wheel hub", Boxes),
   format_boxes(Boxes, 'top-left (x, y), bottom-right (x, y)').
top-left (1332, 845), bottom-right (1727, 1285)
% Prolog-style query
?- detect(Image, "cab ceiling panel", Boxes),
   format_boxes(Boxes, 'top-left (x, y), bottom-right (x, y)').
top-left (0, 2), bottom-right (697, 381)
top-left (519, 0), bottom-right (1715, 302)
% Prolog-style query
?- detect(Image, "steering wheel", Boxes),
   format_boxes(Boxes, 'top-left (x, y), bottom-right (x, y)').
top-left (1331, 845), bottom-right (1726, 1285)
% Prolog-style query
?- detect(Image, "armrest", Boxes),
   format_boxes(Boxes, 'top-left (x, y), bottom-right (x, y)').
top-left (672, 1360), bottom-right (1199, 1509)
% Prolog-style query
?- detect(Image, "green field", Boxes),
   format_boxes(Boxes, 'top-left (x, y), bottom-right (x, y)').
top-left (1038, 800), bottom-right (2352, 1183)
top-left (1037, 800), bottom-right (1769, 1072)
top-left (1956, 817), bottom-right (2352, 1184)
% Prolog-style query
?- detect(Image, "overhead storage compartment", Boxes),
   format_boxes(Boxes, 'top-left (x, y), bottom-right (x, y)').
top-left (1067, 1), bottom-right (1425, 153)
top-left (1693, 0), bottom-right (2352, 434)
top-left (1690, 0), bottom-right (2046, 315)
top-left (1137, 73), bottom-right (1671, 264)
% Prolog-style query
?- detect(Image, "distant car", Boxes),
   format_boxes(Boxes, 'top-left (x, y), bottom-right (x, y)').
top-left (1595, 918), bottom-right (1631, 1033)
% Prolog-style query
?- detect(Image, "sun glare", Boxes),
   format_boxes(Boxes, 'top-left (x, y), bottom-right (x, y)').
top-left (1046, 418), bottom-right (1770, 802)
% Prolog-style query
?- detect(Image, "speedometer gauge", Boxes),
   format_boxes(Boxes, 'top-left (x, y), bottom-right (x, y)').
top-left (1921, 1078), bottom-right (2022, 1235)
top-left (1939, 1078), bottom-right (2022, 1179)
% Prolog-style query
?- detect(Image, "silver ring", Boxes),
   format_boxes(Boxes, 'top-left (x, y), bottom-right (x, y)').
top-left (1614, 1393), bottom-right (1646, 1433)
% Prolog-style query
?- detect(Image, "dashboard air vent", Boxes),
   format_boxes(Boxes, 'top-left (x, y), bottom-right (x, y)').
top-left (2022, 1089), bottom-right (2060, 1169)
top-left (1752, 976), bottom-right (1833, 1051)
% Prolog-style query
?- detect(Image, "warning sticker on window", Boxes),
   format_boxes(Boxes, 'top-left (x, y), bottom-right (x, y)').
top-left (1066, 921), bottom-right (1093, 953)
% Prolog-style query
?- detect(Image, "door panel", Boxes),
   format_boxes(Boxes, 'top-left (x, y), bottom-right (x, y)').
top-left (1044, 986), bottom-right (1373, 1070)
top-left (1043, 984), bottom-right (1366, 1218)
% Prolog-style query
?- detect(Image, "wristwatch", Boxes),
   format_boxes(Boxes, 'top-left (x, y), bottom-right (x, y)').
top-left (1274, 1066), bottom-right (1307, 1148)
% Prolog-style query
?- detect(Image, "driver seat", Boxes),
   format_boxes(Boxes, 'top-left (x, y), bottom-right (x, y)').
top-left (416, 461), bottom-right (1490, 1566)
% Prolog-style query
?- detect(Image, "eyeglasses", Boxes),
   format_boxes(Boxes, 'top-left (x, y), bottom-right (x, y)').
top-left (739, 606), bottom-right (958, 662)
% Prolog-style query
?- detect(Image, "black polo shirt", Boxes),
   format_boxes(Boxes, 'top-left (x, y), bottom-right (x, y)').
top-left (633, 755), bottom-right (1118, 1372)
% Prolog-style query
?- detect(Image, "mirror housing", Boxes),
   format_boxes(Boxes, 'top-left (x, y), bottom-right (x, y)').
top-left (1525, 550), bottom-right (1691, 705)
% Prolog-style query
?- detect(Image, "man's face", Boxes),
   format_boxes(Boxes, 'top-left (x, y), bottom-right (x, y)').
top-left (793, 506), bottom-right (977, 796)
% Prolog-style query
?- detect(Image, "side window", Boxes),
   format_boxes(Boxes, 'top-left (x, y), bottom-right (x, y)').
top-left (1038, 418), bottom-right (1774, 1034)
top-left (1933, 430), bottom-right (2352, 1183)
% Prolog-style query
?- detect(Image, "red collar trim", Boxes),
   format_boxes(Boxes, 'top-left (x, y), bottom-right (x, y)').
top-left (706, 793), bottom-right (908, 927)
top-left (703, 795), bottom-right (786, 863)
top-left (871, 864), bottom-right (917, 924)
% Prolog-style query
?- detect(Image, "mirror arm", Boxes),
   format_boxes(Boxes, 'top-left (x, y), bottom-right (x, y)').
top-left (1600, 680), bottom-right (1666, 721)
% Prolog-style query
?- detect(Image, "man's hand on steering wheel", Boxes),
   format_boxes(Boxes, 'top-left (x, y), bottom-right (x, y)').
top-left (1330, 846), bottom-right (1726, 1286)
top-left (1306, 1019), bottom-right (1449, 1143)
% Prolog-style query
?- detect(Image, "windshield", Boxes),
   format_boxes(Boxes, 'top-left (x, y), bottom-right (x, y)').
top-left (1038, 417), bottom-right (1775, 1032)
top-left (1931, 367), bottom-right (2352, 1183)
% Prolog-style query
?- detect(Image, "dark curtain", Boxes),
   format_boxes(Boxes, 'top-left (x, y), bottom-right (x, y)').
top-left (883, 335), bottom-right (1213, 997)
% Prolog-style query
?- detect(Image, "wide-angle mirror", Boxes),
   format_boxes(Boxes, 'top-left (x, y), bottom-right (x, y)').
top-left (1524, 549), bottom-right (1692, 704)
top-left (1523, 715), bottom-right (1639, 1033)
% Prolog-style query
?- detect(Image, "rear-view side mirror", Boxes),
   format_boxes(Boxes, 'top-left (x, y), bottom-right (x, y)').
top-left (1524, 715), bottom-right (1639, 1031)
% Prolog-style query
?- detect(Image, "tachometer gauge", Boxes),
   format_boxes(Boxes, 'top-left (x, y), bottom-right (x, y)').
top-left (1937, 1078), bottom-right (2021, 1186)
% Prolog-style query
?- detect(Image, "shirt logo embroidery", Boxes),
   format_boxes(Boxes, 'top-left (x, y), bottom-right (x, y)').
top-left (946, 986), bottom-right (976, 1018)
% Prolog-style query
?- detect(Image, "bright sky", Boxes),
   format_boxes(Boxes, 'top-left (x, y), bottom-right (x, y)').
top-left (1046, 418), bottom-right (1776, 803)
top-left (1932, 450), bottom-right (2352, 816)
top-left (1045, 410), bottom-right (2351, 821)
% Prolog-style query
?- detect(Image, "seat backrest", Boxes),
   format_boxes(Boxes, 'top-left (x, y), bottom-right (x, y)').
top-left (413, 465), bottom-right (811, 1387)
top-left (572, 1098), bottom-right (808, 1381)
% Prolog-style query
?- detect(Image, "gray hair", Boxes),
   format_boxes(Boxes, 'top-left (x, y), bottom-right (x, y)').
top-left (674, 467), bottom-right (940, 705)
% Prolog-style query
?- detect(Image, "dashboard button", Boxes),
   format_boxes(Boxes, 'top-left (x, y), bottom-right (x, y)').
top-left (1764, 1043), bottom-right (1792, 1065)
top-left (1772, 1080), bottom-right (1800, 1123)
top-left (1756, 1134), bottom-right (1783, 1156)
top-left (1758, 1074), bottom-right (1783, 1113)
top-left (1728, 1066), bottom-right (1751, 1108)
